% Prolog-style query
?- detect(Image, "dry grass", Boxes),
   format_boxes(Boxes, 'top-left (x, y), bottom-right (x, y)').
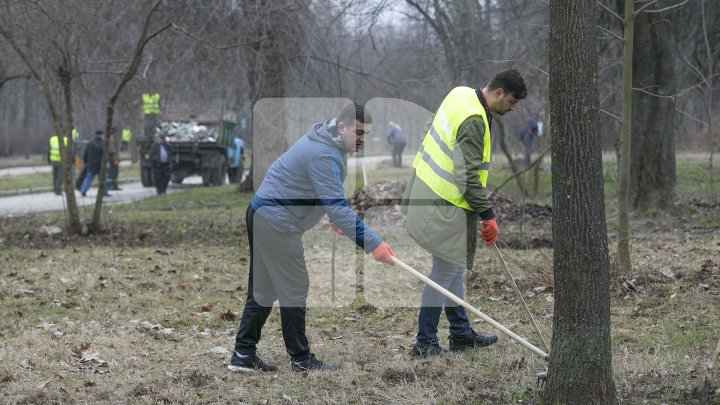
top-left (0, 181), bottom-right (719, 404)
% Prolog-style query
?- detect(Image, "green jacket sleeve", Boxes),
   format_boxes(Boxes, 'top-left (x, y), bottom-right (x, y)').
top-left (453, 116), bottom-right (495, 220)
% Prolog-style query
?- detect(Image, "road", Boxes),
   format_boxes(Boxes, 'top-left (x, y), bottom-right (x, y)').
top-left (0, 154), bottom-right (399, 216)
top-left (0, 176), bottom-right (203, 216)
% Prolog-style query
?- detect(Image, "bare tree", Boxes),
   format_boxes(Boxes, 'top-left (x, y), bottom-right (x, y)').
top-left (607, 0), bottom-right (689, 274)
top-left (0, 0), bottom-right (94, 234)
top-left (88, 1), bottom-right (170, 229)
top-left (545, 0), bottom-right (617, 402)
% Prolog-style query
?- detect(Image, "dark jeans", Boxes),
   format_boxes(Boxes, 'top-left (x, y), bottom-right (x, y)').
top-left (233, 207), bottom-right (311, 360)
top-left (51, 164), bottom-right (62, 194)
top-left (392, 142), bottom-right (406, 168)
top-left (152, 163), bottom-right (170, 195)
top-left (416, 255), bottom-right (472, 346)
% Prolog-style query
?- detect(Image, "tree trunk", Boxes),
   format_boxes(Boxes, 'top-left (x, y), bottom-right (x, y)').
top-left (629, 10), bottom-right (676, 210)
top-left (617, 0), bottom-right (635, 274)
top-left (238, 0), bottom-right (290, 192)
top-left (59, 76), bottom-right (82, 235)
top-left (545, 0), bottom-right (618, 403)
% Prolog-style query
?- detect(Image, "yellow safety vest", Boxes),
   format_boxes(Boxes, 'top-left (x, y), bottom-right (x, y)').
top-left (142, 93), bottom-right (160, 115)
top-left (412, 86), bottom-right (491, 211)
top-left (49, 135), bottom-right (69, 163)
top-left (122, 128), bottom-right (132, 142)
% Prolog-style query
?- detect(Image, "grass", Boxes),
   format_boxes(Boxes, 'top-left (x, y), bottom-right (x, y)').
top-left (0, 154), bottom-right (719, 404)
top-left (0, 163), bottom-right (142, 192)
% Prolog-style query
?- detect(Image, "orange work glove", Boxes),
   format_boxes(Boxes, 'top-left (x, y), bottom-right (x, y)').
top-left (480, 218), bottom-right (499, 247)
top-left (371, 242), bottom-right (395, 266)
top-left (330, 223), bottom-right (343, 235)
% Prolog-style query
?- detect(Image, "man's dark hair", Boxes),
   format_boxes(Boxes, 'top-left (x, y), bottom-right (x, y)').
top-left (488, 69), bottom-right (527, 100)
top-left (338, 102), bottom-right (372, 126)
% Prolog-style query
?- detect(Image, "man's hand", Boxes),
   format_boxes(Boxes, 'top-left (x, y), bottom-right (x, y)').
top-left (480, 218), bottom-right (499, 247)
top-left (372, 242), bottom-right (395, 266)
top-left (330, 223), bottom-right (343, 235)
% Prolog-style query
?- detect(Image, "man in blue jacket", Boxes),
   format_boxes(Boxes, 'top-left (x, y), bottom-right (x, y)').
top-left (229, 102), bottom-right (395, 373)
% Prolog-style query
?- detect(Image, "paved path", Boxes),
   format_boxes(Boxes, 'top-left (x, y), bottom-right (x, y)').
top-left (0, 154), bottom-right (401, 216)
top-left (0, 176), bottom-right (203, 216)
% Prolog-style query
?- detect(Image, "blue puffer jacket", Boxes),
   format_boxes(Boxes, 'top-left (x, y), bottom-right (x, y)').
top-left (250, 119), bottom-right (381, 253)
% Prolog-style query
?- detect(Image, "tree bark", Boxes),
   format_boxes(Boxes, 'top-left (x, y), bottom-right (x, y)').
top-left (629, 10), bottom-right (676, 210)
top-left (545, 0), bottom-right (618, 403)
top-left (617, 0), bottom-right (635, 274)
top-left (238, 0), bottom-right (292, 192)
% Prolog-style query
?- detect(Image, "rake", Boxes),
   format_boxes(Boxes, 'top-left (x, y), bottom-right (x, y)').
top-left (391, 255), bottom-right (550, 382)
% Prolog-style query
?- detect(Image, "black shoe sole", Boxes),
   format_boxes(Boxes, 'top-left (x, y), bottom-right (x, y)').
top-left (449, 338), bottom-right (498, 352)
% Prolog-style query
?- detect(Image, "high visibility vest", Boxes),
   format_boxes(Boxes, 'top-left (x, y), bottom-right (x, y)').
top-left (49, 135), bottom-right (69, 163)
top-left (412, 86), bottom-right (491, 211)
top-left (142, 93), bottom-right (160, 115)
top-left (122, 128), bottom-right (133, 142)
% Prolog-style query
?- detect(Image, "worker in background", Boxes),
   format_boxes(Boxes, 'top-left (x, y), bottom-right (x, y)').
top-left (227, 136), bottom-right (245, 183)
top-left (519, 113), bottom-right (540, 168)
top-left (106, 128), bottom-right (122, 191)
top-left (228, 102), bottom-right (395, 373)
top-left (386, 121), bottom-right (407, 168)
top-left (149, 133), bottom-right (172, 195)
top-left (47, 133), bottom-right (69, 195)
top-left (79, 130), bottom-right (110, 198)
top-left (401, 69), bottom-right (527, 357)
top-left (121, 128), bottom-right (132, 152)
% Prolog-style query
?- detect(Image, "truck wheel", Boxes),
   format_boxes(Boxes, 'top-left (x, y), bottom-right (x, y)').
top-left (141, 166), bottom-right (154, 187)
top-left (215, 166), bottom-right (226, 186)
top-left (171, 175), bottom-right (184, 184)
top-left (202, 170), bottom-right (212, 186)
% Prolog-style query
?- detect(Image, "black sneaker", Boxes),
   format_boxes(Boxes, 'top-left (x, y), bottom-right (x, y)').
top-left (448, 329), bottom-right (498, 352)
top-left (290, 353), bottom-right (338, 372)
top-left (227, 352), bottom-right (277, 373)
top-left (410, 343), bottom-right (449, 358)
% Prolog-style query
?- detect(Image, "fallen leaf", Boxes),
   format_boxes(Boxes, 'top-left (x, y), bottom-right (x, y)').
top-left (220, 311), bottom-right (238, 321)
top-left (210, 346), bottom-right (229, 355)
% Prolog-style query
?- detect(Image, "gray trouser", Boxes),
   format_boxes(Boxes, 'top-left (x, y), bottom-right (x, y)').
top-left (234, 207), bottom-right (311, 360)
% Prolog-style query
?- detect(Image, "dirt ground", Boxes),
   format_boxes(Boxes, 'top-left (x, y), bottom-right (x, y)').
top-left (0, 182), bottom-right (718, 404)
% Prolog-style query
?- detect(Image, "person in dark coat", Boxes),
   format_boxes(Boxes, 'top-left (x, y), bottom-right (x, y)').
top-left (79, 130), bottom-right (109, 197)
top-left (149, 133), bottom-right (172, 195)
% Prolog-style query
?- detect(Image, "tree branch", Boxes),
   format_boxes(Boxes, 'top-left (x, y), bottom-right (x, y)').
top-left (641, 0), bottom-right (689, 13)
top-left (170, 22), bottom-right (267, 50)
top-left (597, 25), bottom-right (624, 42)
top-left (597, 0), bottom-right (623, 22)
top-left (601, 108), bottom-right (622, 122)
top-left (634, 0), bottom-right (660, 15)
top-left (490, 144), bottom-right (551, 196)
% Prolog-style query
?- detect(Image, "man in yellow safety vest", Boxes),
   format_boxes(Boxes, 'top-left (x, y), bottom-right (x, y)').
top-left (47, 129), bottom-right (77, 195)
top-left (401, 69), bottom-right (527, 357)
top-left (121, 128), bottom-right (132, 151)
top-left (142, 93), bottom-right (160, 115)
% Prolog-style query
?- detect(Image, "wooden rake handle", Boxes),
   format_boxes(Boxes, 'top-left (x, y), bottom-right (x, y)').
top-left (391, 255), bottom-right (550, 362)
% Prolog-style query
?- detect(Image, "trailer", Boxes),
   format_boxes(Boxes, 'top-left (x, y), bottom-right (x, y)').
top-left (139, 119), bottom-right (236, 187)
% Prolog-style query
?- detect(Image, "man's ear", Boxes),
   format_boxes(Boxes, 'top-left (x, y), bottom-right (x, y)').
top-left (494, 88), bottom-right (505, 98)
top-left (337, 120), bottom-right (345, 135)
